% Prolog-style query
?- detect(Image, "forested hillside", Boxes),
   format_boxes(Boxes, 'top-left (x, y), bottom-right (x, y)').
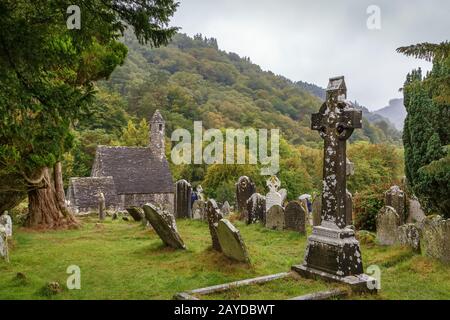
top-left (64, 32), bottom-right (403, 215)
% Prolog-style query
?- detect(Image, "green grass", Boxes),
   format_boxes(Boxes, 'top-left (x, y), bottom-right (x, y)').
top-left (0, 217), bottom-right (449, 300)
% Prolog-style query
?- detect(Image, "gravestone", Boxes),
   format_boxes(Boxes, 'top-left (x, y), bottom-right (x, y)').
top-left (376, 206), bottom-right (400, 245)
top-left (98, 191), bottom-right (106, 221)
top-left (397, 223), bottom-right (421, 253)
top-left (0, 225), bottom-right (8, 262)
top-left (126, 207), bottom-right (144, 222)
top-left (206, 199), bottom-right (223, 251)
top-left (217, 219), bottom-right (250, 263)
top-left (345, 190), bottom-right (353, 227)
top-left (312, 195), bottom-right (321, 226)
top-left (221, 201), bottom-right (231, 216)
top-left (420, 215), bottom-right (450, 264)
top-left (284, 200), bottom-right (306, 233)
top-left (265, 205), bottom-right (285, 230)
top-left (235, 176), bottom-right (256, 220)
top-left (175, 179), bottom-right (192, 219)
top-left (142, 203), bottom-right (186, 250)
top-left (0, 212), bottom-right (12, 238)
top-left (246, 193), bottom-right (266, 224)
top-left (265, 176), bottom-right (283, 212)
top-left (192, 200), bottom-right (206, 220)
top-left (196, 185), bottom-right (205, 201)
top-left (293, 77), bottom-right (375, 292)
top-left (385, 186), bottom-right (406, 224)
top-left (279, 188), bottom-right (287, 205)
top-left (407, 197), bottom-right (426, 223)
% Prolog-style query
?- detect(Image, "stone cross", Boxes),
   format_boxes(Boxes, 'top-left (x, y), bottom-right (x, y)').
top-left (311, 76), bottom-right (362, 229)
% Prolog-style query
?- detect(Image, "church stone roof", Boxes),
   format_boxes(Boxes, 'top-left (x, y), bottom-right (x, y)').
top-left (91, 146), bottom-right (174, 194)
top-left (151, 109), bottom-right (164, 122)
top-left (67, 176), bottom-right (119, 210)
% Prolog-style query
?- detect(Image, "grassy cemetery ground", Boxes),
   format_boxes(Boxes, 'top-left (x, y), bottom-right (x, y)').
top-left (0, 216), bottom-right (449, 300)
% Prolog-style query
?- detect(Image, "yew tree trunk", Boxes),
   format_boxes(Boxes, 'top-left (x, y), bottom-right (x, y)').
top-left (26, 165), bottom-right (77, 229)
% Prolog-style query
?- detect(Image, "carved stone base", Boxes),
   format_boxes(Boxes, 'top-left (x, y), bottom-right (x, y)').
top-left (293, 222), bottom-right (377, 293)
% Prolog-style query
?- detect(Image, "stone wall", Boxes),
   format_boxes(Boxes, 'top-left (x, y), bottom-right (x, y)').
top-left (122, 193), bottom-right (174, 213)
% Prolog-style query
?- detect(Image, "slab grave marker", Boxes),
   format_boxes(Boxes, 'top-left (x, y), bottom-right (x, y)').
top-left (284, 200), bottom-right (306, 233)
top-left (265, 204), bottom-right (285, 231)
top-left (142, 203), bottom-right (186, 250)
top-left (246, 193), bottom-right (266, 224)
top-left (217, 219), bottom-right (250, 263)
top-left (292, 76), bottom-right (376, 292)
top-left (175, 179), bottom-right (192, 219)
top-left (376, 206), bottom-right (400, 245)
top-left (385, 185), bottom-right (406, 224)
top-left (235, 176), bottom-right (256, 220)
top-left (192, 200), bottom-right (206, 220)
top-left (206, 199), bottom-right (223, 251)
top-left (397, 223), bottom-right (421, 253)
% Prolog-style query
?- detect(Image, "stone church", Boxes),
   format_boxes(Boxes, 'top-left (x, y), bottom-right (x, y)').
top-left (67, 110), bottom-right (174, 213)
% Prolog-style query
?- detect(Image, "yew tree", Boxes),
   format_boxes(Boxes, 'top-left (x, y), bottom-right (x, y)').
top-left (0, 0), bottom-right (179, 228)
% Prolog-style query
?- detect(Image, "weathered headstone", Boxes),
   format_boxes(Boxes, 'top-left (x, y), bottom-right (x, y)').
top-left (265, 176), bottom-right (283, 212)
top-left (192, 200), bottom-right (206, 220)
top-left (279, 188), bottom-right (287, 205)
top-left (196, 185), bottom-right (205, 201)
top-left (312, 195), bottom-right (321, 226)
top-left (142, 203), bottom-right (186, 250)
top-left (126, 207), bottom-right (144, 222)
top-left (385, 185), bottom-right (406, 224)
top-left (0, 212), bottom-right (12, 238)
top-left (345, 190), bottom-right (353, 227)
top-left (235, 176), bottom-right (256, 220)
top-left (376, 206), bottom-right (400, 245)
top-left (284, 200), bottom-right (306, 233)
top-left (420, 215), bottom-right (450, 264)
top-left (206, 199), bottom-right (223, 251)
top-left (407, 197), bottom-right (426, 223)
top-left (293, 77), bottom-right (374, 291)
top-left (175, 179), bottom-right (192, 219)
top-left (246, 193), bottom-right (266, 224)
top-left (0, 226), bottom-right (8, 262)
top-left (397, 223), bottom-right (421, 253)
top-left (98, 191), bottom-right (106, 221)
top-left (265, 205), bottom-right (285, 230)
top-left (217, 219), bottom-right (250, 263)
top-left (221, 201), bottom-right (231, 216)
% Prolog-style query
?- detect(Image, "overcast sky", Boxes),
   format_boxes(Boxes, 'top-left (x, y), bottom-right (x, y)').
top-left (170, 0), bottom-right (449, 110)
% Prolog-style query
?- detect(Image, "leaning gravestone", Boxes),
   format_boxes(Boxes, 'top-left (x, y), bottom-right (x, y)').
top-left (397, 223), bottom-right (421, 253)
top-left (217, 219), bottom-right (250, 263)
top-left (246, 193), bottom-right (266, 224)
top-left (175, 179), bottom-right (192, 219)
top-left (192, 200), bottom-right (206, 220)
top-left (420, 215), bottom-right (450, 264)
top-left (265, 176), bottom-right (283, 212)
top-left (265, 205), bottom-right (285, 231)
top-left (385, 185), bottom-right (406, 224)
top-left (235, 176), bottom-right (256, 220)
top-left (126, 207), bottom-right (144, 222)
top-left (376, 206), bottom-right (400, 245)
top-left (284, 200), bottom-right (306, 233)
top-left (98, 191), bottom-right (106, 221)
top-left (142, 203), bottom-right (186, 250)
top-left (206, 199), bottom-right (223, 251)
